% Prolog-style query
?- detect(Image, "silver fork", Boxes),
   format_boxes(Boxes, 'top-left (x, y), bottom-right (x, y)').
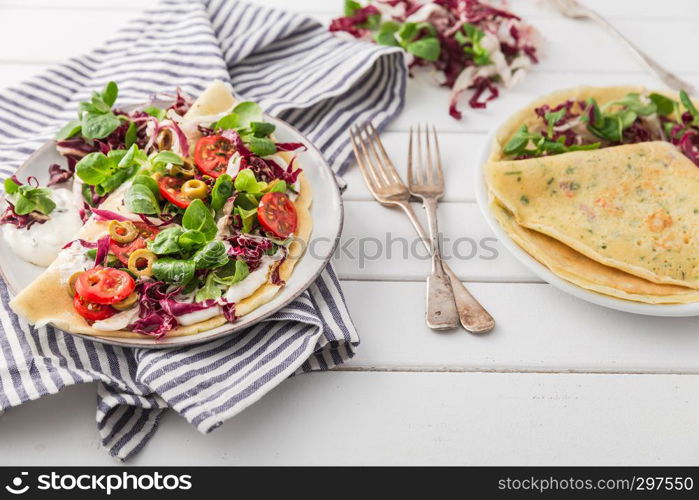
top-left (349, 121), bottom-right (495, 333)
top-left (552, 0), bottom-right (695, 94)
top-left (406, 124), bottom-right (459, 330)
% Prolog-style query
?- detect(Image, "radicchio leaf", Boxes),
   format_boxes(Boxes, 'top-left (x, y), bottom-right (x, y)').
top-left (62, 238), bottom-right (98, 250)
top-left (274, 142), bottom-right (306, 152)
top-left (225, 233), bottom-right (273, 271)
top-left (93, 235), bottom-right (111, 267)
top-left (0, 201), bottom-right (48, 229)
top-left (91, 208), bottom-right (132, 222)
top-left (329, 0), bottom-right (539, 119)
top-left (47, 163), bottom-right (73, 186)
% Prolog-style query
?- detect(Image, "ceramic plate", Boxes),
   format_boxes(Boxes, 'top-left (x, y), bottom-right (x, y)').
top-left (0, 114), bottom-right (343, 347)
top-left (475, 129), bottom-right (699, 317)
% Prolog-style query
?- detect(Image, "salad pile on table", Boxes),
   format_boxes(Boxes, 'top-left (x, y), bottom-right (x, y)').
top-left (330, 0), bottom-right (539, 119)
top-left (1, 82), bottom-right (306, 337)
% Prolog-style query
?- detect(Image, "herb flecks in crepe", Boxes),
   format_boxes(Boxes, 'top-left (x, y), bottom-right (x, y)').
top-left (490, 201), bottom-right (699, 304)
top-left (486, 141), bottom-right (699, 290)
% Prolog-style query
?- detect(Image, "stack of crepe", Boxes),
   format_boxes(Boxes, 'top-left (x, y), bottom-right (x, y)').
top-left (484, 86), bottom-right (699, 304)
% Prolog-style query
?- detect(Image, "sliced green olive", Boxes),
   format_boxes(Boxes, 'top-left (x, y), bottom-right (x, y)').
top-left (156, 129), bottom-right (173, 151)
top-left (108, 220), bottom-right (139, 243)
top-left (67, 271), bottom-right (83, 297)
top-left (181, 179), bottom-right (208, 200)
top-left (128, 249), bottom-right (157, 277)
top-left (112, 292), bottom-right (138, 311)
top-left (166, 159), bottom-right (197, 178)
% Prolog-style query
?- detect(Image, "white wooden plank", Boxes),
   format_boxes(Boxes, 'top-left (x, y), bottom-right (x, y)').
top-left (509, 0), bottom-right (699, 20)
top-left (0, 372), bottom-right (698, 465)
top-left (0, 9), bottom-right (137, 64)
top-left (335, 201), bottom-right (536, 282)
top-left (0, 0), bottom-right (157, 10)
top-left (341, 281), bottom-right (699, 373)
top-left (4, 0), bottom-right (699, 20)
top-left (342, 131), bottom-right (485, 202)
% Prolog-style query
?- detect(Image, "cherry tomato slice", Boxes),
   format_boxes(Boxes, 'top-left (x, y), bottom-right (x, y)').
top-left (110, 222), bottom-right (159, 265)
top-left (73, 293), bottom-right (117, 322)
top-left (257, 192), bottom-right (298, 239)
top-left (75, 267), bottom-right (136, 305)
top-left (194, 135), bottom-right (234, 178)
top-left (158, 175), bottom-right (191, 208)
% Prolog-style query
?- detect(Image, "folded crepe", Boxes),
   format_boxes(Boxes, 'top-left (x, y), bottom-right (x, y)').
top-left (490, 201), bottom-right (699, 304)
top-left (10, 81), bottom-right (313, 337)
top-left (484, 85), bottom-right (699, 303)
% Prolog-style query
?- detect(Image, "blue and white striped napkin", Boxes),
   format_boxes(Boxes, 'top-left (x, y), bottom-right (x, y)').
top-left (0, 0), bottom-right (406, 460)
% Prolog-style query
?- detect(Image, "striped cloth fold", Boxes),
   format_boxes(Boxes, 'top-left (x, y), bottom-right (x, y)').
top-left (0, 0), bottom-right (406, 460)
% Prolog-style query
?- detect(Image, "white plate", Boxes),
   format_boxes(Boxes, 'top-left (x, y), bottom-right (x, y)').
top-left (475, 129), bottom-right (699, 317)
top-left (0, 115), bottom-right (344, 347)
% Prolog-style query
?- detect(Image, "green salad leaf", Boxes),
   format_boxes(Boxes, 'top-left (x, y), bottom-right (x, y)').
top-left (195, 272), bottom-right (223, 302)
top-left (344, 0), bottom-right (361, 16)
top-left (267, 180), bottom-right (287, 193)
top-left (67, 81), bottom-right (124, 140)
top-left (125, 122), bottom-right (138, 149)
top-left (456, 23), bottom-right (490, 66)
top-left (250, 121), bottom-right (276, 138)
top-left (210, 174), bottom-right (233, 212)
top-left (605, 93), bottom-right (656, 116)
top-left (55, 120), bottom-right (82, 141)
top-left (680, 90), bottom-right (699, 126)
top-left (233, 169), bottom-right (266, 194)
top-left (213, 259), bottom-right (250, 287)
top-left (152, 150), bottom-right (184, 166)
top-left (182, 199), bottom-right (217, 240)
top-left (503, 124), bottom-right (601, 158)
top-left (192, 240), bottom-right (229, 270)
top-left (235, 205), bottom-right (258, 233)
top-left (649, 93), bottom-right (677, 117)
top-left (76, 144), bottom-right (148, 195)
top-left (4, 178), bottom-right (56, 215)
top-left (210, 102), bottom-right (277, 156)
top-left (178, 229), bottom-right (207, 252)
top-left (125, 183), bottom-right (160, 214)
top-left (152, 258), bottom-right (196, 286)
top-left (143, 105), bottom-right (167, 121)
top-left (131, 174), bottom-right (160, 199)
top-left (148, 226), bottom-right (185, 255)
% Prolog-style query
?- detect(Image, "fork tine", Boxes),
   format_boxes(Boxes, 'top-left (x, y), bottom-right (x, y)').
top-left (431, 125), bottom-right (444, 185)
top-left (424, 122), bottom-right (434, 184)
top-left (416, 123), bottom-right (426, 184)
top-left (363, 122), bottom-right (394, 185)
top-left (364, 121), bottom-right (400, 182)
top-left (349, 126), bottom-right (373, 190)
top-left (365, 122), bottom-right (403, 186)
top-left (407, 125), bottom-right (415, 185)
top-left (350, 125), bottom-right (383, 192)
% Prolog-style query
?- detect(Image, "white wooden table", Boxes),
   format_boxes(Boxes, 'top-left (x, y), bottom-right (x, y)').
top-left (1, 0), bottom-right (699, 465)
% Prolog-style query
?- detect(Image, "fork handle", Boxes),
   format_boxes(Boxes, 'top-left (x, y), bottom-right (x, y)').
top-left (398, 201), bottom-right (494, 333)
top-left (421, 198), bottom-right (459, 330)
top-left (585, 10), bottom-right (696, 94)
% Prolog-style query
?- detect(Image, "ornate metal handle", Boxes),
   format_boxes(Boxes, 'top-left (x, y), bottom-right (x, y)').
top-left (398, 200), bottom-right (495, 333)
top-left (421, 197), bottom-right (459, 330)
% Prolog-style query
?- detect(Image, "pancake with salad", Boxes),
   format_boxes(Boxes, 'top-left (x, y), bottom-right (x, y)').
top-left (4, 80), bottom-right (312, 338)
top-left (484, 85), bottom-right (699, 304)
